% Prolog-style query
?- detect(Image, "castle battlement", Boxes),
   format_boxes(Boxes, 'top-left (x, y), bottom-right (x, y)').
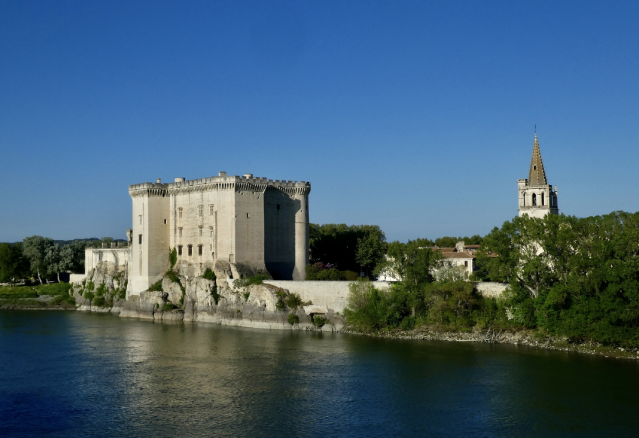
top-left (130, 173), bottom-right (311, 196)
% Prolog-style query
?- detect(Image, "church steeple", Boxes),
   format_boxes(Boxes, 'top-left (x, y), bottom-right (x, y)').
top-left (528, 133), bottom-right (548, 186)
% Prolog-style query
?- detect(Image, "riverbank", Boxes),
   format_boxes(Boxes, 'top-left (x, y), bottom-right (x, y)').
top-left (342, 326), bottom-right (639, 360)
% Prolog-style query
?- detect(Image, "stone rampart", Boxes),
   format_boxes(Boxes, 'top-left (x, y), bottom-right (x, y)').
top-left (263, 280), bottom-right (392, 313)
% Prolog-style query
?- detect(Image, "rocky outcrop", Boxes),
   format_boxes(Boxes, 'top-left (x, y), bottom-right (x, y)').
top-left (72, 260), bottom-right (128, 314)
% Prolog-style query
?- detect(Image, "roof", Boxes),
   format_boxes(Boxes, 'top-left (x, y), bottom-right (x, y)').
top-left (528, 133), bottom-right (548, 186)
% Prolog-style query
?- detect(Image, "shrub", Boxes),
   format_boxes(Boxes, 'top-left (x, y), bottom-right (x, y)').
top-left (275, 291), bottom-right (287, 311)
top-left (234, 274), bottom-right (268, 288)
top-left (169, 248), bottom-right (178, 270)
top-left (202, 268), bottom-right (216, 281)
top-left (210, 285), bottom-right (220, 305)
top-left (287, 313), bottom-right (300, 325)
top-left (84, 291), bottom-right (95, 302)
top-left (284, 293), bottom-right (303, 309)
top-left (162, 302), bottom-right (176, 312)
top-left (400, 316), bottom-right (416, 330)
top-left (93, 296), bottom-right (107, 307)
top-left (243, 292), bottom-right (250, 302)
top-left (313, 315), bottom-right (327, 328)
top-left (148, 279), bottom-right (163, 292)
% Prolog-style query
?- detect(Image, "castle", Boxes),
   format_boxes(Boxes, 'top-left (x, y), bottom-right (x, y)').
top-left (126, 172), bottom-right (311, 296)
top-left (518, 133), bottom-right (559, 218)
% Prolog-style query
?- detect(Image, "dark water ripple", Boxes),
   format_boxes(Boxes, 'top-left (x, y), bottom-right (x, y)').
top-left (1, 310), bottom-right (638, 437)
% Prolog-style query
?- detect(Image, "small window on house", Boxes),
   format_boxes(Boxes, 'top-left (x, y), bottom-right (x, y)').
top-left (198, 245), bottom-right (203, 256)
top-left (188, 245), bottom-right (193, 256)
top-left (138, 234), bottom-right (142, 245)
top-left (209, 205), bottom-right (214, 215)
top-left (464, 261), bottom-right (468, 267)
top-left (178, 245), bottom-right (183, 256)
top-left (198, 205), bottom-right (203, 216)
top-left (178, 208), bottom-right (183, 219)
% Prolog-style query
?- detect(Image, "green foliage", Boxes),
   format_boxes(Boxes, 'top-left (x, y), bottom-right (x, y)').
top-left (243, 292), bottom-right (250, 302)
top-left (50, 294), bottom-right (75, 306)
top-left (376, 241), bottom-right (441, 288)
top-left (84, 291), bottom-right (95, 302)
top-left (287, 313), bottom-right (300, 325)
top-left (310, 224), bottom-right (386, 273)
top-left (234, 274), bottom-right (268, 288)
top-left (95, 283), bottom-right (107, 297)
top-left (148, 279), bottom-right (164, 292)
top-left (313, 315), bottom-right (327, 328)
top-left (275, 290), bottom-right (287, 311)
top-left (284, 293), bottom-right (303, 310)
top-left (478, 211), bottom-right (639, 348)
top-left (0, 243), bottom-right (28, 284)
top-left (305, 263), bottom-right (358, 281)
top-left (162, 302), bottom-right (176, 312)
top-left (93, 296), bottom-right (107, 307)
top-left (22, 236), bottom-right (55, 283)
top-left (210, 284), bottom-right (220, 305)
top-left (169, 247), bottom-right (178, 270)
top-left (202, 268), bottom-right (216, 281)
top-left (0, 285), bottom-right (38, 299)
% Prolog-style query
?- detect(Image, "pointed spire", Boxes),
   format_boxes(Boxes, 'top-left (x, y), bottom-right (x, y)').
top-left (528, 133), bottom-right (548, 186)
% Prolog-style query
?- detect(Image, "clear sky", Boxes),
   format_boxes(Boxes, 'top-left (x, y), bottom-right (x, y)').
top-left (1, 0), bottom-right (638, 243)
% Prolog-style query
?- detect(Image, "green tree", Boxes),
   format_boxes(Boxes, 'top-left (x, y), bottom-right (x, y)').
top-left (22, 236), bottom-right (55, 284)
top-left (0, 243), bottom-right (27, 285)
top-left (310, 224), bottom-right (386, 272)
top-left (45, 244), bottom-right (75, 282)
top-left (355, 229), bottom-right (387, 277)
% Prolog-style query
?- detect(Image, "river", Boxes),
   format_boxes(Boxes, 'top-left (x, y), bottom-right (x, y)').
top-left (1, 310), bottom-right (638, 437)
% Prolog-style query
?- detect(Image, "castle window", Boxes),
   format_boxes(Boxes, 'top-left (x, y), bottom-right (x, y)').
top-left (178, 208), bottom-right (183, 219)
top-left (523, 193), bottom-right (526, 206)
top-left (164, 219), bottom-right (167, 224)
top-left (534, 165), bottom-right (537, 170)
top-left (209, 205), bottom-right (214, 215)
top-left (198, 205), bottom-right (203, 217)
top-left (188, 245), bottom-right (193, 256)
top-left (138, 234), bottom-right (142, 245)
top-left (246, 213), bottom-right (250, 218)
top-left (178, 245), bottom-right (183, 256)
top-left (178, 228), bottom-right (183, 238)
top-left (541, 192), bottom-right (545, 206)
top-left (198, 245), bottom-right (203, 256)
top-left (199, 226), bottom-right (203, 237)
top-left (532, 193), bottom-right (537, 206)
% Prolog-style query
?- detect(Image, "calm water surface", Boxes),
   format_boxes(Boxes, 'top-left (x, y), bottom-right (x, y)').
top-left (1, 310), bottom-right (638, 437)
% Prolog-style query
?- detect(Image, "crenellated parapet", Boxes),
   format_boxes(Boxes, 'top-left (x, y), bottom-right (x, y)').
top-left (162, 172), bottom-right (311, 196)
top-left (129, 181), bottom-right (169, 198)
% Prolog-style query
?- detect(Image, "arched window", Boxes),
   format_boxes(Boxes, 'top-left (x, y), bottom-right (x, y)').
top-left (532, 193), bottom-right (537, 206)
top-left (522, 193), bottom-right (526, 206)
top-left (541, 192), bottom-right (545, 206)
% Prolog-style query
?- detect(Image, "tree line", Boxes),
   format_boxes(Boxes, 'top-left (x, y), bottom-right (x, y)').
top-left (0, 237), bottom-right (124, 285)
top-left (344, 211), bottom-right (639, 349)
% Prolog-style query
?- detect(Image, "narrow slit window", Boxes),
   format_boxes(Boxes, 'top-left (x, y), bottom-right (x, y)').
top-left (198, 205), bottom-right (203, 216)
top-left (198, 245), bottom-right (203, 256)
top-left (188, 245), bottom-right (193, 256)
top-left (178, 245), bottom-right (183, 256)
top-left (178, 208), bottom-right (183, 219)
top-left (163, 219), bottom-right (167, 224)
top-left (138, 234), bottom-right (142, 245)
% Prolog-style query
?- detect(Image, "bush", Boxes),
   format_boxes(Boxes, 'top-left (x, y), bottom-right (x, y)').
top-left (400, 316), bottom-right (416, 330)
top-left (84, 291), bottom-right (95, 302)
top-left (243, 292), bottom-right (250, 302)
top-left (162, 302), bottom-right (176, 312)
top-left (148, 279), bottom-right (163, 292)
top-left (33, 282), bottom-right (72, 297)
top-left (234, 274), bottom-right (269, 288)
top-left (275, 291), bottom-right (286, 311)
top-left (169, 248), bottom-right (178, 270)
top-left (306, 263), bottom-right (358, 281)
top-left (202, 268), bottom-right (216, 281)
top-left (284, 293), bottom-right (303, 310)
top-left (287, 313), bottom-right (300, 325)
top-left (313, 315), bottom-right (327, 328)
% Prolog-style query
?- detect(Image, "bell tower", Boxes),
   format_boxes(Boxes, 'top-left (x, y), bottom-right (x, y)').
top-left (518, 133), bottom-right (559, 218)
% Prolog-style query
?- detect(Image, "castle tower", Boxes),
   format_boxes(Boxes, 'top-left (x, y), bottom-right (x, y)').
top-left (127, 180), bottom-right (170, 296)
top-left (518, 134), bottom-right (559, 218)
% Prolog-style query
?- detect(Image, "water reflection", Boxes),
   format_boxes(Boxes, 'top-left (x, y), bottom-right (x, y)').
top-left (1, 311), bottom-right (639, 437)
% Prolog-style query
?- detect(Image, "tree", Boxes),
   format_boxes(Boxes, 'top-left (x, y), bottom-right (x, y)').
top-left (310, 224), bottom-right (386, 273)
top-left (0, 243), bottom-right (27, 285)
top-left (45, 244), bottom-right (75, 282)
top-left (355, 229), bottom-right (387, 277)
top-left (22, 236), bottom-right (55, 284)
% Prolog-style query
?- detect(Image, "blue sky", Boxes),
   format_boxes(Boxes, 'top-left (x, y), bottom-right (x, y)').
top-left (1, 0), bottom-right (638, 243)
